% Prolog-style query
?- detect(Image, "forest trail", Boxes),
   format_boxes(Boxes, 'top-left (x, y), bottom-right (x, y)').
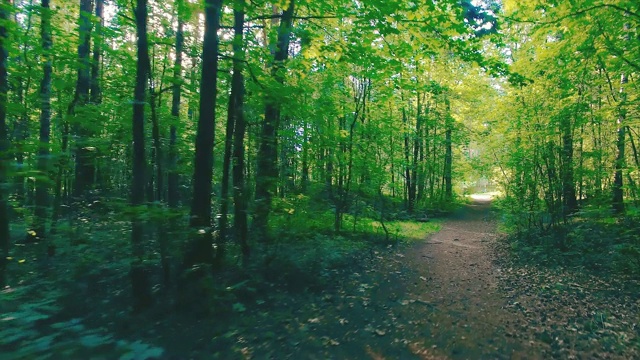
top-left (341, 197), bottom-right (542, 359)
top-left (388, 197), bottom-right (537, 358)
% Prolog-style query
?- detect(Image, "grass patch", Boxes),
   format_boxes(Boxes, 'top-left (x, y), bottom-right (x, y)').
top-left (369, 219), bottom-right (441, 243)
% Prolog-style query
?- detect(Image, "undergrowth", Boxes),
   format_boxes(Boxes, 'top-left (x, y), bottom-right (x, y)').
top-left (501, 204), bottom-right (640, 277)
top-left (2, 193), bottom-right (443, 359)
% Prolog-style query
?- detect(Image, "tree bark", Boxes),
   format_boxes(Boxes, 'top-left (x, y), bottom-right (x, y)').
top-left (186, 0), bottom-right (223, 268)
top-left (131, 0), bottom-right (152, 311)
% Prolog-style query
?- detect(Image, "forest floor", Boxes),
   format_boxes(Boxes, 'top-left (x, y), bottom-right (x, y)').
top-left (188, 197), bottom-right (639, 359)
top-left (3, 198), bottom-right (639, 359)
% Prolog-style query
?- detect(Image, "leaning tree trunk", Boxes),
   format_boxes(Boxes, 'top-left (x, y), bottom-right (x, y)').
top-left (185, 0), bottom-right (223, 268)
top-left (131, 0), bottom-right (152, 311)
top-left (0, 0), bottom-right (11, 287)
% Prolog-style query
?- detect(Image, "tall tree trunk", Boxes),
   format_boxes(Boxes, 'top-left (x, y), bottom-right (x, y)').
top-left (230, 1), bottom-right (249, 262)
top-left (252, 0), bottom-right (295, 242)
top-left (30, 0), bottom-right (53, 246)
top-left (185, 0), bottom-right (223, 268)
top-left (131, 0), bottom-right (152, 311)
top-left (218, 0), bottom-right (248, 264)
top-left (412, 93), bottom-right (422, 206)
top-left (612, 73), bottom-right (627, 215)
top-left (168, 3), bottom-right (184, 209)
top-left (443, 101), bottom-right (453, 201)
top-left (0, 0), bottom-right (11, 287)
top-left (90, 0), bottom-right (103, 104)
top-left (402, 105), bottom-right (413, 212)
top-left (160, 0), bottom-right (185, 283)
top-left (12, 1), bottom-right (34, 205)
top-left (71, 0), bottom-right (93, 198)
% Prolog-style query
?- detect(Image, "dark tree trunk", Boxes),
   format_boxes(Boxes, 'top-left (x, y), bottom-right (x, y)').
top-left (168, 8), bottom-right (184, 209)
top-left (71, 0), bottom-right (93, 198)
top-left (444, 102), bottom-right (453, 201)
top-left (612, 72), bottom-right (627, 215)
top-left (402, 105), bottom-right (413, 212)
top-left (612, 121), bottom-right (626, 214)
top-left (12, 4), bottom-right (34, 205)
top-left (30, 0), bottom-right (53, 245)
top-left (0, 0), bottom-right (11, 287)
top-left (219, 0), bottom-right (248, 264)
top-left (301, 126), bottom-right (309, 193)
top-left (230, 1), bottom-right (250, 263)
top-left (252, 0), bottom-right (295, 242)
top-left (414, 94), bottom-right (424, 203)
top-left (131, 0), bottom-right (152, 311)
top-left (185, 0), bottom-right (223, 268)
top-left (160, 2), bottom-right (185, 284)
top-left (561, 114), bottom-right (577, 215)
top-left (148, 86), bottom-right (162, 202)
top-left (89, 0), bottom-right (103, 104)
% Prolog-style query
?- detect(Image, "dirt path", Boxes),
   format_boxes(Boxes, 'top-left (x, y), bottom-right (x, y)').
top-left (249, 199), bottom-right (543, 359)
top-left (335, 198), bottom-right (539, 359)
top-left (395, 198), bottom-right (536, 358)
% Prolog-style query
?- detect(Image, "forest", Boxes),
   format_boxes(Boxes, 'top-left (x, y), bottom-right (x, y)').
top-left (0, 0), bottom-right (639, 358)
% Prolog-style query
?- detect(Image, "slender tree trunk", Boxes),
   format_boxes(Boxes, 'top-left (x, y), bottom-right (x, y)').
top-left (561, 114), bottom-right (577, 215)
top-left (185, 0), bottom-right (223, 268)
top-left (90, 0), bottom-right (103, 104)
top-left (30, 0), bottom-right (53, 246)
top-left (402, 105), bottom-right (413, 211)
top-left (301, 125), bottom-right (309, 193)
top-left (613, 73), bottom-right (627, 215)
top-left (230, 1), bottom-right (249, 262)
top-left (12, 2), bottom-right (34, 205)
top-left (443, 101), bottom-right (453, 201)
top-left (253, 0), bottom-right (295, 242)
top-left (168, 7), bottom-right (184, 209)
top-left (410, 93), bottom-right (421, 209)
top-left (148, 86), bottom-right (163, 202)
top-left (0, 0), bottom-right (11, 287)
top-left (160, 1), bottom-right (185, 283)
top-left (218, 61), bottom-right (236, 264)
top-left (131, 0), bottom-right (152, 311)
top-left (71, 0), bottom-right (93, 198)
top-left (613, 123), bottom-right (626, 214)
